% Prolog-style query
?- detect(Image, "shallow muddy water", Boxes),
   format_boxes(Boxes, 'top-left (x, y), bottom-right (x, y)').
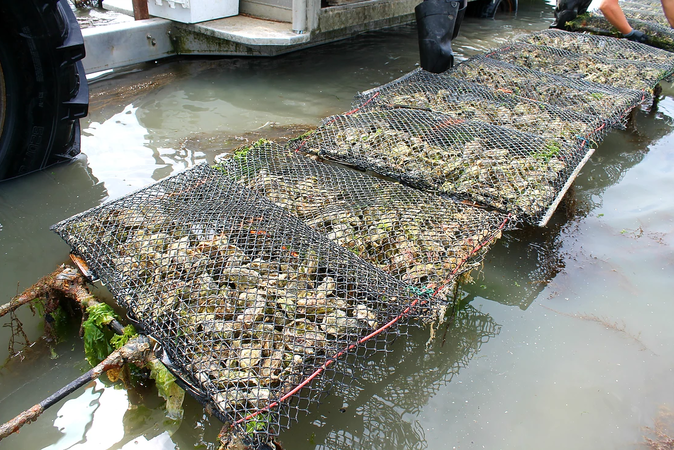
top-left (1, 1), bottom-right (674, 449)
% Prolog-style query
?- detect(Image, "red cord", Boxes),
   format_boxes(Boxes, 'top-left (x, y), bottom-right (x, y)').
top-left (232, 213), bottom-right (511, 428)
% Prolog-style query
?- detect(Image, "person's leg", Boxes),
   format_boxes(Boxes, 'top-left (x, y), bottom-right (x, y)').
top-left (598, 0), bottom-right (632, 34)
top-left (661, 0), bottom-right (674, 27)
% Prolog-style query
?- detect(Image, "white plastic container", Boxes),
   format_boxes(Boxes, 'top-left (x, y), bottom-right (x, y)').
top-left (148, 0), bottom-right (239, 24)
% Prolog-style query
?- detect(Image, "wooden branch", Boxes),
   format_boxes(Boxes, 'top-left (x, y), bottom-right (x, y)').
top-left (0, 335), bottom-right (151, 441)
top-left (1, 264), bottom-right (126, 332)
top-left (0, 267), bottom-right (66, 318)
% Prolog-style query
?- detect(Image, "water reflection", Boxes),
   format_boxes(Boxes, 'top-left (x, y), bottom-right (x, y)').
top-left (45, 380), bottom-right (126, 450)
top-left (82, 104), bottom-right (165, 199)
top-left (575, 96), bottom-right (674, 212)
top-left (475, 98), bottom-right (674, 311)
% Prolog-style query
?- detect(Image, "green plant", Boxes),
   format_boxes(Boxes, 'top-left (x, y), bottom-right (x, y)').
top-left (245, 413), bottom-right (271, 435)
top-left (82, 302), bottom-right (119, 366)
top-left (147, 357), bottom-right (185, 421)
top-left (110, 324), bottom-right (137, 350)
top-left (535, 140), bottom-right (561, 160)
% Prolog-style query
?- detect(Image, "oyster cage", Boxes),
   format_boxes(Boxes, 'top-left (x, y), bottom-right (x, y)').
top-left (448, 56), bottom-right (647, 124)
top-left (518, 29), bottom-right (674, 66)
top-left (51, 164), bottom-right (440, 443)
top-left (484, 41), bottom-right (672, 92)
top-left (353, 69), bottom-right (608, 148)
top-left (619, 1), bottom-right (669, 16)
top-left (621, 7), bottom-right (673, 28)
top-left (215, 141), bottom-right (510, 297)
top-left (567, 12), bottom-right (674, 52)
top-left (290, 108), bottom-right (595, 225)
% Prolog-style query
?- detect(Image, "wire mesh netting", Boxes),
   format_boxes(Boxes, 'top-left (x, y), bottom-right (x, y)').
top-left (353, 69), bottom-right (608, 148)
top-left (214, 141), bottom-right (509, 298)
top-left (567, 12), bottom-right (674, 52)
top-left (485, 42), bottom-right (673, 92)
top-left (518, 30), bottom-right (674, 66)
top-left (51, 164), bottom-right (441, 444)
top-left (46, 27), bottom-right (665, 446)
top-left (621, 7), bottom-right (673, 28)
top-left (291, 108), bottom-right (594, 224)
top-left (317, 304), bottom-right (500, 450)
top-left (620, 0), bottom-right (670, 17)
top-left (446, 57), bottom-right (647, 124)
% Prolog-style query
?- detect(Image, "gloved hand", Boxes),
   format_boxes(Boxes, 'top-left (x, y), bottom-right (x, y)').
top-left (623, 29), bottom-right (649, 43)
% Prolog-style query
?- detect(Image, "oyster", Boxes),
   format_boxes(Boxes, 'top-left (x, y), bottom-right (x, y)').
top-left (519, 29), bottom-right (674, 65)
top-left (217, 142), bottom-right (509, 298)
top-left (52, 166), bottom-right (418, 433)
top-left (486, 42), bottom-right (665, 92)
top-left (567, 12), bottom-right (674, 53)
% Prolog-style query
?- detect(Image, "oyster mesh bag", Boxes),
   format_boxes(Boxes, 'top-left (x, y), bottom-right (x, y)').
top-left (619, 0), bottom-right (670, 17)
top-left (448, 56), bottom-right (647, 123)
top-left (567, 12), bottom-right (674, 52)
top-left (291, 108), bottom-right (594, 225)
top-left (353, 69), bottom-right (608, 148)
top-left (484, 41), bottom-right (672, 92)
top-left (621, 7), bottom-right (674, 28)
top-left (51, 164), bottom-right (439, 443)
top-left (215, 141), bottom-right (510, 297)
top-left (518, 29), bottom-right (674, 66)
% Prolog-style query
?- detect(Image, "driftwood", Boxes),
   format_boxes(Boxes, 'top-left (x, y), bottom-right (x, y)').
top-left (0, 266), bottom-right (66, 319)
top-left (0, 335), bottom-right (151, 441)
top-left (0, 265), bottom-right (147, 441)
top-left (1, 264), bottom-right (125, 334)
top-left (0, 265), bottom-right (274, 449)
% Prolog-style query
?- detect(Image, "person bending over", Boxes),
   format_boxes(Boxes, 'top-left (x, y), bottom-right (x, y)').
top-left (597, 0), bottom-right (674, 42)
top-left (552, 0), bottom-right (674, 42)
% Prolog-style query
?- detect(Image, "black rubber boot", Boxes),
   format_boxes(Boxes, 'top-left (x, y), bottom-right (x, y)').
top-left (416, 0), bottom-right (466, 73)
top-left (551, 0), bottom-right (593, 29)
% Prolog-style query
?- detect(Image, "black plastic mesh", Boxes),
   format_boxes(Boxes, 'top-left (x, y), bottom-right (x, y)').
top-left (215, 141), bottom-right (509, 298)
top-left (291, 108), bottom-right (595, 225)
top-left (354, 69), bottom-right (607, 148)
top-left (448, 56), bottom-right (647, 123)
top-left (486, 42), bottom-right (672, 91)
top-left (567, 12), bottom-right (674, 52)
top-left (518, 29), bottom-right (674, 66)
top-left (51, 164), bottom-right (437, 443)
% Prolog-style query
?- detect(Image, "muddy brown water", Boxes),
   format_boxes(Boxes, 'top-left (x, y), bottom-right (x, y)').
top-left (2, 2), bottom-right (674, 449)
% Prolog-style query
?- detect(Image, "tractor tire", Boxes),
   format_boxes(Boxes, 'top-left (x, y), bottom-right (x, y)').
top-left (0, 0), bottom-right (88, 182)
